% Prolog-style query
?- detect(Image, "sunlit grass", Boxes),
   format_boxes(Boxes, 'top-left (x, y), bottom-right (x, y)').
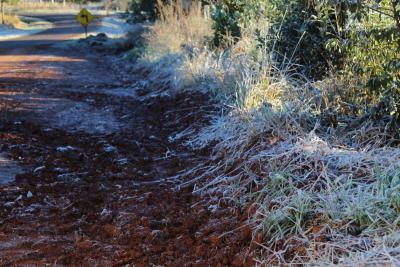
top-left (138, 0), bottom-right (400, 265)
top-left (2, 13), bottom-right (21, 27)
top-left (14, 1), bottom-right (80, 13)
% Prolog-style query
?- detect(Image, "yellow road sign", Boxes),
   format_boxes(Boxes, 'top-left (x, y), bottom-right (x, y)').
top-left (76, 8), bottom-right (94, 27)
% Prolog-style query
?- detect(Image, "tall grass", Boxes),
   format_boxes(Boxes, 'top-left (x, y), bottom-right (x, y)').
top-left (2, 14), bottom-right (21, 27)
top-left (135, 0), bottom-right (212, 92)
top-left (11, 1), bottom-right (99, 13)
top-left (17, 1), bottom-right (77, 11)
top-left (140, 0), bottom-right (400, 265)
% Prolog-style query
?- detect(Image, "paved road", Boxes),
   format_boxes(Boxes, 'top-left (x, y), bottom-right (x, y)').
top-left (0, 13), bottom-right (101, 51)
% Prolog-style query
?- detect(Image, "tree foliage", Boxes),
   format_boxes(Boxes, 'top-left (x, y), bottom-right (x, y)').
top-left (130, 0), bottom-right (156, 20)
top-left (210, 0), bottom-right (252, 47)
top-left (319, 0), bottom-right (400, 121)
top-left (208, 0), bottom-right (400, 123)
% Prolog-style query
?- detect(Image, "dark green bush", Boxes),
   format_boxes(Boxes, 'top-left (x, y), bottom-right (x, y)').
top-left (211, 0), bottom-right (259, 47)
top-left (130, 0), bottom-right (156, 21)
top-left (266, 0), bottom-right (400, 124)
top-left (325, 1), bottom-right (400, 123)
top-left (263, 0), bottom-right (354, 78)
top-left (210, 0), bottom-right (344, 77)
top-left (152, 0), bottom-right (400, 125)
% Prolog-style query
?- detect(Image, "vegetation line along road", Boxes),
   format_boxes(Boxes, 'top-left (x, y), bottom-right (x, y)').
top-left (0, 15), bottom-right (54, 41)
top-left (2, 0), bottom-right (400, 266)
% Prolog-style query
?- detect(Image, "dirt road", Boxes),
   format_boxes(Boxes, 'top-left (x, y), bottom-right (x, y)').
top-left (0, 14), bottom-right (252, 266)
top-left (0, 14), bottom-right (101, 50)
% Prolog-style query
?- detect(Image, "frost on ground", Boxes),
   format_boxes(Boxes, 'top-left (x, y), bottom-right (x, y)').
top-left (52, 101), bottom-right (121, 134)
top-left (94, 16), bottom-right (137, 39)
top-left (0, 38), bottom-right (243, 264)
top-left (0, 153), bottom-right (24, 185)
top-left (54, 15), bottom-right (137, 50)
top-left (0, 16), bottom-right (52, 41)
top-left (134, 1), bottom-right (400, 265)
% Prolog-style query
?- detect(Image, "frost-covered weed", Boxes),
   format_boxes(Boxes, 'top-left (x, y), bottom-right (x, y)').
top-left (140, 0), bottom-right (400, 265)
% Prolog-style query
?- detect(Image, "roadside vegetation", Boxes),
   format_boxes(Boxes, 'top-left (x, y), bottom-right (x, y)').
top-left (14, 1), bottom-right (80, 12)
top-left (131, 0), bottom-right (400, 265)
top-left (1, 13), bottom-right (20, 26)
top-left (5, 0), bottom-right (127, 15)
top-left (1, 0), bottom-right (72, 28)
top-left (1, 0), bottom-right (19, 25)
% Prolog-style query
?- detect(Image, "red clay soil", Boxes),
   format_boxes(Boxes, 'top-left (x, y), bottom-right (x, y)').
top-left (0, 44), bottom-right (255, 266)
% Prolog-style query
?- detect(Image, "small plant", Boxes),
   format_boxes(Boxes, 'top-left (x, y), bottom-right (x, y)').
top-left (258, 189), bottom-right (314, 244)
top-left (313, 0), bottom-right (400, 124)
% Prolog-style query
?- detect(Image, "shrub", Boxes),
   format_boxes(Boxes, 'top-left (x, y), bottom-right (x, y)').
top-left (210, 0), bottom-right (259, 47)
top-left (210, 0), bottom-right (344, 77)
top-left (130, 0), bottom-right (156, 20)
top-left (320, 0), bottom-right (400, 125)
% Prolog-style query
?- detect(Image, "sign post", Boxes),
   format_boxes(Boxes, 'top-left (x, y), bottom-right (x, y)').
top-left (76, 8), bottom-right (94, 38)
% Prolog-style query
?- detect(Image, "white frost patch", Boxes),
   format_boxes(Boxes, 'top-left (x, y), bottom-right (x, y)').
top-left (0, 26), bottom-right (42, 41)
top-left (168, 127), bottom-right (195, 143)
top-left (0, 16), bottom-right (52, 41)
top-left (56, 146), bottom-right (76, 152)
top-left (94, 16), bottom-right (134, 38)
top-left (102, 87), bottom-right (136, 97)
top-left (54, 15), bottom-right (136, 48)
top-left (0, 152), bottom-right (24, 185)
top-left (3, 201), bottom-right (14, 207)
top-left (53, 103), bottom-right (120, 134)
top-left (103, 144), bottom-right (117, 153)
top-left (295, 133), bottom-right (400, 171)
top-left (246, 132), bottom-right (400, 182)
top-left (33, 166), bottom-right (45, 173)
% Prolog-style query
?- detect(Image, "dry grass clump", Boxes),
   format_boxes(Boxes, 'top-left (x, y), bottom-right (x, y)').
top-left (147, 0), bottom-right (210, 55)
top-left (136, 0), bottom-right (212, 92)
top-left (140, 0), bottom-right (400, 265)
top-left (1, 13), bottom-right (53, 32)
top-left (2, 14), bottom-right (21, 27)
